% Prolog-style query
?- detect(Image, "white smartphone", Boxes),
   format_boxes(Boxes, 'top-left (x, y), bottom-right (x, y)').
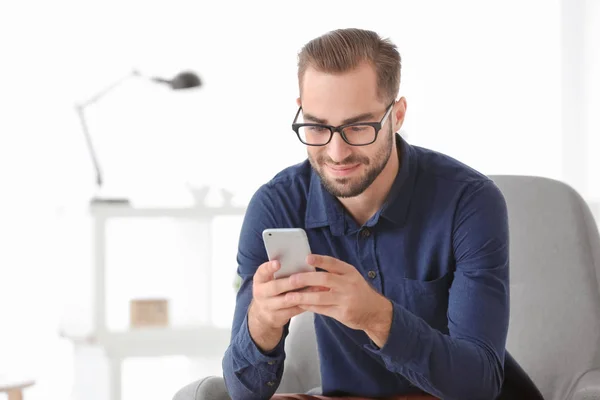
top-left (262, 228), bottom-right (315, 279)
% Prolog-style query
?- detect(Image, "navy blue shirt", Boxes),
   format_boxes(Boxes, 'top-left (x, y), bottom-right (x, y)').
top-left (223, 136), bottom-right (510, 400)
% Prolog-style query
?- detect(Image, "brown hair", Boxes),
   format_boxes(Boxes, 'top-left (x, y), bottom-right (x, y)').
top-left (297, 28), bottom-right (401, 104)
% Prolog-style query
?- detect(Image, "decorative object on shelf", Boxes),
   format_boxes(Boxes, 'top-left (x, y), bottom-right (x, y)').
top-left (75, 68), bottom-right (202, 205)
top-left (220, 188), bottom-right (235, 207)
top-left (130, 298), bottom-right (170, 328)
top-left (188, 184), bottom-right (210, 206)
top-left (188, 184), bottom-right (239, 208)
top-left (0, 376), bottom-right (35, 400)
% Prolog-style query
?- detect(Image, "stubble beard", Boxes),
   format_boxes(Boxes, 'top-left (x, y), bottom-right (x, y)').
top-left (309, 127), bottom-right (394, 198)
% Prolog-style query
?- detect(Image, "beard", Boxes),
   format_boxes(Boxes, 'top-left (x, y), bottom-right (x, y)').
top-left (308, 126), bottom-right (395, 198)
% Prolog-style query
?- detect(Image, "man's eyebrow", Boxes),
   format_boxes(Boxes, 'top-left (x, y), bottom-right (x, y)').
top-left (302, 112), bottom-right (328, 124)
top-left (302, 111), bottom-right (377, 125)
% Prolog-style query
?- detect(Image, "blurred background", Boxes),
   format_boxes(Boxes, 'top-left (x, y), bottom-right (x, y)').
top-left (0, 0), bottom-right (598, 399)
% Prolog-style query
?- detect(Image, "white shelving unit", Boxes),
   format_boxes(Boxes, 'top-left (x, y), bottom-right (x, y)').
top-left (63, 200), bottom-right (247, 400)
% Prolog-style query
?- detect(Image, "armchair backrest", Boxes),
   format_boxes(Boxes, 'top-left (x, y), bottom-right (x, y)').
top-left (491, 175), bottom-right (600, 400)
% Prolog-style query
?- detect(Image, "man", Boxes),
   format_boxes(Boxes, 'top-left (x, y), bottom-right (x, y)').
top-left (222, 28), bottom-right (538, 400)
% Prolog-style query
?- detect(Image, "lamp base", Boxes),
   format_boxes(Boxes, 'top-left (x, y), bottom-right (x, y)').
top-left (90, 196), bottom-right (131, 205)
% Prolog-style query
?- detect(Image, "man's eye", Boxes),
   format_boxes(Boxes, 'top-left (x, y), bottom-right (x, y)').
top-left (307, 126), bottom-right (328, 133)
top-left (347, 125), bottom-right (369, 133)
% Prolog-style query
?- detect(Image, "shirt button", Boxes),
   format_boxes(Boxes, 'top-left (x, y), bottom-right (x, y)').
top-left (368, 270), bottom-right (377, 279)
top-left (266, 381), bottom-right (275, 387)
top-left (361, 228), bottom-right (371, 238)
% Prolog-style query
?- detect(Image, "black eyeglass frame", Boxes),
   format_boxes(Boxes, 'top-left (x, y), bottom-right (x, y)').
top-left (292, 101), bottom-right (395, 146)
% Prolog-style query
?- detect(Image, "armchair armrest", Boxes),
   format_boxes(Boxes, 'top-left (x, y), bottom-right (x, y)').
top-left (172, 374), bottom-right (321, 400)
top-left (570, 369), bottom-right (600, 400)
top-left (172, 376), bottom-right (230, 400)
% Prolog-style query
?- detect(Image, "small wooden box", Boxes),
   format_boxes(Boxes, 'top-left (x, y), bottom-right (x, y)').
top-left (130, 298), bottom-right (169, 328)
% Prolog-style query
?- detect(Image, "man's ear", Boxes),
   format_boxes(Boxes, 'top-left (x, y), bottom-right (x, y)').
top-left (393, 97), bottom-right (407, 130)
top-left (296, 97), bottom-right (301, 107)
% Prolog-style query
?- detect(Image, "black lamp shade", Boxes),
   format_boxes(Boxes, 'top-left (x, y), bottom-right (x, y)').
top-left (170, 71), bottom-right (202, 89)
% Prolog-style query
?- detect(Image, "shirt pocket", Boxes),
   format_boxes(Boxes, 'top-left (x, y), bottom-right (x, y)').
top-left (395, 272), bottom-right (453, 331)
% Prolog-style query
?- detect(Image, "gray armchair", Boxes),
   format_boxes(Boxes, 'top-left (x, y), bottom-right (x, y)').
top-left (173, 176), bottom-right (600, 400)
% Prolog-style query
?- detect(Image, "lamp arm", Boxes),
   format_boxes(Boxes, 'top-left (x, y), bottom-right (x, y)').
top-left (74, 69), bottom-right (143, 190)
top-left (77, 69), bottom-right (141, 108)
top-left (75, 105), bottom-right (103, 188)
top-left (73, 68), bottom-right (196, 195)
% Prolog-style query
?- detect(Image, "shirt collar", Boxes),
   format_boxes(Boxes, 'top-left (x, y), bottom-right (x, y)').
top-left (305, 168), bottom-right (346, 235)
top-left (305, 133), bottom-right (416, 235)
top-left (378, 134), bottom-right (416, 225)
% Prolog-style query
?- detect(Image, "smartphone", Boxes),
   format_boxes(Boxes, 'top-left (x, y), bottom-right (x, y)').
top-left (262, 228), bottom-right (315, 279)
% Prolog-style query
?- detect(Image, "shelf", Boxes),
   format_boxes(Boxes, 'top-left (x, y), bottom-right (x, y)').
top-left (0, 377), bottom-right (35, 392)
top-left (65, 325), bottom-right (232, 359)
top-left (90, 204), bottom-right (247, 219)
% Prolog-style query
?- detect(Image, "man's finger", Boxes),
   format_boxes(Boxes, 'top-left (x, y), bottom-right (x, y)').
top-left (285, 290), bottom-right (336, 306)
top-left (267, 294), bottom-right (308, 311)
top-left (298, 286), bottom-right (329, 293)
top-left (289, 271), bottom-right (341, 290)
top-left (261, 274), bottom-right (331, 298)
top-left (262, 275), bottom-right (300, 297)
top-left (306, 254), bottom-right (351, 274)
top-left (297, 304), bottom-right (334, 318)
top-left (254, 260), bottom-right (280, 284)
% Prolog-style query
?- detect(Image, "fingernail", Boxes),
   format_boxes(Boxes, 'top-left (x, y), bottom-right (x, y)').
top-left (271, 260), bottom-right (279, 269)
top-left (306, 255), bottom-right (315, 264)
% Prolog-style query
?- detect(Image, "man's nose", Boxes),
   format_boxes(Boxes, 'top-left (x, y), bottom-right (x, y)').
top-left (326, 131), bottom-right (353, 163)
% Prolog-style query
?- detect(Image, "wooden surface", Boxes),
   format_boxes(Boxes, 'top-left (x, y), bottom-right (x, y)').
top-left (271, 395), bottom-right (437, 400)
top-left (7, 389), bottom-right (23, 400)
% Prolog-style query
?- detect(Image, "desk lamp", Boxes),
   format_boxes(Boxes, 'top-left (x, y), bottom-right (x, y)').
top-left (75, 69), bottom-right (201, 204)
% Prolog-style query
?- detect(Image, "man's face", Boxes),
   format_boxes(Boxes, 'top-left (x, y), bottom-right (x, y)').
top-left (299, 62), bottom-right (395, 198)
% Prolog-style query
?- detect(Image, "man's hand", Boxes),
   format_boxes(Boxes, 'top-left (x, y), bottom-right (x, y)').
top-left (248, 260), bottom-right (325, 352)
top-left (285, 254), bottom-right (393, 348)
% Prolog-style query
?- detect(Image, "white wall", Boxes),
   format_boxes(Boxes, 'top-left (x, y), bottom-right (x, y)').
top-left (0, 1), bottom-right (596, 399)
top-left (584, 0), bottom-right (600, 201)
top-left (0, 0), bottom-right (567, 206)
top-left (561, 0), bottom-right (600, 202)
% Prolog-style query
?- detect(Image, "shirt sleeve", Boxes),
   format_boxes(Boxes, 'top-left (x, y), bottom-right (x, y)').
top-left (364, 179), bottom-right (510, 400)
top-left (222, 184), bottom-right (290, 400)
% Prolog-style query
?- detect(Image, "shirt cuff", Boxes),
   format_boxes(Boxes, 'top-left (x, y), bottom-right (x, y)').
top-left (363, 300), bottom-right (425, 368)
top-left (238, 312), bottom-right (287, 368)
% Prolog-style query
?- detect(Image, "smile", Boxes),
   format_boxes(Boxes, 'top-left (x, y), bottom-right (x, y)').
top-left (326, 164), bottom-right (360, 177)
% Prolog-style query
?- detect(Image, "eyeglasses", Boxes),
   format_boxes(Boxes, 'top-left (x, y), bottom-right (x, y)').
top-left (292, 102), bottom-right (394, 146)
